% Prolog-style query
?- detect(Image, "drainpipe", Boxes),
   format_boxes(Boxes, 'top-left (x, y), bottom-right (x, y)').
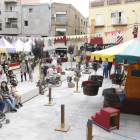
top-left (105, 0), bottom-right (109, 44)
top-left (21, 2), bottom-right (23, 37)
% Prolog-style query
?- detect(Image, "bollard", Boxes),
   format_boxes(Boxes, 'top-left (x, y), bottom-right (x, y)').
top-left (87, 118), bottom-right (93, 140)
top-left (74, 80), bottom-right (81, 93)
top-left (44, 88), bottom-right (55, 106)
top-left (55, 104), bottom-right (71, 132)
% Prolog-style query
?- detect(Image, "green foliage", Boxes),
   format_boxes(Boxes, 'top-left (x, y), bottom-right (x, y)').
top-left (22, 53), bottom-right (26, 60)
top-left (32, 40), bottom-right (44, 60)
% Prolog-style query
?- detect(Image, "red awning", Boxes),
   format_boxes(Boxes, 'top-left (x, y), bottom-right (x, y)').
top-left (90, 37), bottom-right (103, 44)
top-left (54, 35), bottom-right (67, 46)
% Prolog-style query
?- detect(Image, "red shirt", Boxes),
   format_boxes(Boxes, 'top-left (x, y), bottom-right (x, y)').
top-left (57, 65), bottom-right (62, 73)
top-left (114, 61), bottom-right (119, 68)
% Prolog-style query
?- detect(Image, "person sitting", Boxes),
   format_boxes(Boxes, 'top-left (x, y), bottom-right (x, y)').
top-left (57, 64), bottom-right (62, 73)
top-left (10, 81), bottom-right (23, 109)
top-left (1, 81), bottom-right (17, 112)
top-left (0, 89), bottom-right (5, 112)
top-left (47, 66), bottom-right (54, 76)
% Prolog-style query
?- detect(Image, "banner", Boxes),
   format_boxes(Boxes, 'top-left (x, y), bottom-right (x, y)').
top-left (90, 19), bottom-right (95, 40)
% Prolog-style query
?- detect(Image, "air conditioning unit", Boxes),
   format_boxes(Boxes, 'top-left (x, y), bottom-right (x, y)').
top-left (5, 18), bottom-right (10, 23)
top-left (51, 14), bottom-right (56, 18)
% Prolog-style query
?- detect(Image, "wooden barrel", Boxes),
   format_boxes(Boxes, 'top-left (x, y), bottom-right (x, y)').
top-left (88, 75), bottom-right (104, 87)
top-left (103, 88), bottom-right (123, 107)
top-left (112, 74), bottom-right (123, 85)
top-left (83, 81), bottom-right (100, 96)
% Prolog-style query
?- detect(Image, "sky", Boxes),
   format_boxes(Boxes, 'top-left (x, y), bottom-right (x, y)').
top-left (40, 0), bottom-right (89, 17)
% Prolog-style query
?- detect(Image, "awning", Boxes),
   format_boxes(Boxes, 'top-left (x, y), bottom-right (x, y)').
top-left (91, 39), bottom-right (134, 62)
top-left (43, 46), bottom-right (59, 51)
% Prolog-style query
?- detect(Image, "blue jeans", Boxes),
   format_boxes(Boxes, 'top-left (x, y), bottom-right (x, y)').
top-left (0, 100), bottom-right (5, 112)
top-left (3, 98), bottom-right (15, 111)
top-left (114, 67), bottom-right (119, 74)
top-left (103, 67), bottom-right (107, 77)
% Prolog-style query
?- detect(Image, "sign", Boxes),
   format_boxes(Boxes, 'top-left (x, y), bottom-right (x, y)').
top-left (131, 70), bottom-right (140, 77)
top-left (131, 64), bottom-right (140, 70)
top-left (90, 19), bottom-right (95, 39)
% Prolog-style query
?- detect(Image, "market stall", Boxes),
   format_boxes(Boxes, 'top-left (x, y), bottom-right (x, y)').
top-left (91, 38), bottom-right (140, 114)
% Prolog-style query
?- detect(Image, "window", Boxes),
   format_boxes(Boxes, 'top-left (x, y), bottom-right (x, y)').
top-left (56, 28), bottom-right (66, 35)
top-left (111, 12), bottom-right (116, 18)
top-left (81, 19), bottom-right (83, 25)
top-left (29, 8), bottom-right (33, 13)
top-left (24, 21), bottom-right (28, 26)
top-left (75, 15), bottom-right (77, 21)
top-left (56, 14), bottom-right (66, 22)
top-left (96, 31), bottom-right (101, 37)
top-left (81, 32), bottom-right (82, 35)
top-left (75, 30), bottom-right (76, 35)
top-left (0, 22), bottom-right (2, 30)
top-left (10, 6), bottom-right (17, 11)
top-left (11, 22), bottom-right (17, 28)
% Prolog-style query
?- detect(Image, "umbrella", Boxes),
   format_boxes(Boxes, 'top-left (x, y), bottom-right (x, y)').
top-left (0, 37), bottom-right (16, 53)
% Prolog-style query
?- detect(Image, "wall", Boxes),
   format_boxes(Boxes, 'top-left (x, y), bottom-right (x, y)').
top-left (22, 4), bottom-right (51, 37)
top-left (89, 0), bottom-right (140, 44)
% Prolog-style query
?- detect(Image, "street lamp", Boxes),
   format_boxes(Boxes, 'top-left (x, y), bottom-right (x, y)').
top-left (132, 10), bottom-right (137, 23)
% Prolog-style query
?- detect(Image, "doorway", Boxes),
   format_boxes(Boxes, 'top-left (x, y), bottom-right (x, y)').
top-left (118, 11), bottom-right (124, 24)
top-left (96, 13), bottom-right (101, 25)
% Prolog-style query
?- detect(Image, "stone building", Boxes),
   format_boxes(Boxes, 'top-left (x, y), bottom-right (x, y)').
top-left (0, 0), bottom-right (22, 36)
top-left (22, 0), bottom-right (40, 4)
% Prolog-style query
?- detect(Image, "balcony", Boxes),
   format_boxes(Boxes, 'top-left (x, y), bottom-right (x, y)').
top-left (4, 0), bottom-right (17, 3)
top-left (91, 0), bottom-right (104, 7)
top-left (95, 18), bottom-right (105, 27)
top-left (111, 16), bottom-right (128, 26)
top-left (55, 17), bottom-right (67, 25)
top-left (5, 11), bottom-right (18, 19)
top-left (0, 27), bottom-right (19, 34)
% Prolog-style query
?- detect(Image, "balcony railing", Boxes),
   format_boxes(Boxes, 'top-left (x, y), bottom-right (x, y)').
top-left (91, 0), bottom-right (104, 7)
top-left (5, 11), bottom-right (18, 19)
top-left (56, 17), bottom-right (67, 23)
top-left (4, 0), bottom-right (17, 2)
top-left (111, 16), bottom-right (128, 26)
top-left (5, 25), bottom-right (18, 28)
top-left (95, 18), bottom-right (105, 26)
top-left (108, 0), bottom-right (121, 5)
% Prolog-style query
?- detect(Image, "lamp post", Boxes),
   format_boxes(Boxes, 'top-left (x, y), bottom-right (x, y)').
top-left (132, 10), bottom-right (137, 24)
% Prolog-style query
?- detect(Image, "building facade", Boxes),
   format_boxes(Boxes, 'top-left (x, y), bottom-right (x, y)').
top-left (89, 0), bottom-right (140, 44)
top-left (51, 2), bottom-right (88, 56)
top-left (22, 0), bottom-right (40, 4)
top-left (0, 0), bottom-right (22, 36)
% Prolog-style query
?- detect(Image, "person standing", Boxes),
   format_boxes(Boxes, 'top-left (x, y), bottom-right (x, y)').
top-left (57, 56), bottom-right (62, 66)
top-left (80, 53), bottom-right (83, 62)
top-left (25, 55), bottom-right (29, 66)
top-left (20, 60), bottom-right (27, 82)
top-left (27, 61), bottom-right (34, 82)
top-left (47, 66), bottom-right (54, 76)
top-left (60, 51), bottom-right (64, 58)
top-left (114, 60), bottom-right (119, 74)
top-left (102, 59), bottom-right (108, 78)
top-left (107, 61), bottom-right (112, 78)
top-left (57, 64), bottom-right (62, 73)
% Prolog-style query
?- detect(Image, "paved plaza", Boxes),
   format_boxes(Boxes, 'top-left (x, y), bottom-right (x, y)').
top-left (0, 62), bottom-right (140, 140)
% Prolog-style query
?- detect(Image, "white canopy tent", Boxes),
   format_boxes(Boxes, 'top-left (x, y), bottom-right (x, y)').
top-left (12, 39), bottom-right (31, 52)
top-left (0, 37), bottom-right (16, 53)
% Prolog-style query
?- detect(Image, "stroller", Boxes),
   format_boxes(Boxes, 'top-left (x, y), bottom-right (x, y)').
top-left (0, 111), bottom-right (10, 128)
top-left (8, 70), bottom-right (18, 84)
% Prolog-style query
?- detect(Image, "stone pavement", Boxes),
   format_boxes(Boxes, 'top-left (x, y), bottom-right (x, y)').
top-left (0, 62), bottom-right (140, 140)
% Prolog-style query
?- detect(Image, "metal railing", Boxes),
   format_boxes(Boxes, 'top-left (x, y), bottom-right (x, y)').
top-left (111, 16), bottom-right (128, 25)
top-left (56, 17), bottom-right (67, 23)
top-left (95, 18), bottom-right (105, 26)
top-left (5, 25), bottom-right (17, 28)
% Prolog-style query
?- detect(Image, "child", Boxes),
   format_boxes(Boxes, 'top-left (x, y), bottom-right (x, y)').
top-left (10, 81), bottom-right (23, 109)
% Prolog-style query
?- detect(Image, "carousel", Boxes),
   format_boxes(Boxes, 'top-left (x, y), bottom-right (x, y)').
top-left (90, 38), bottom-right (140, 115)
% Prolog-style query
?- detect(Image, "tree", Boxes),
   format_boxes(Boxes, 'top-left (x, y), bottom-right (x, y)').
top-left (32, 40), bottom-right (44, 66)
top-left (67, 43), bottom-right (75, 70)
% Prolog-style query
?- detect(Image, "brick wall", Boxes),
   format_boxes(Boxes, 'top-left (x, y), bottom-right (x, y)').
top-left (22, 0), bottom-right (40, 4)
